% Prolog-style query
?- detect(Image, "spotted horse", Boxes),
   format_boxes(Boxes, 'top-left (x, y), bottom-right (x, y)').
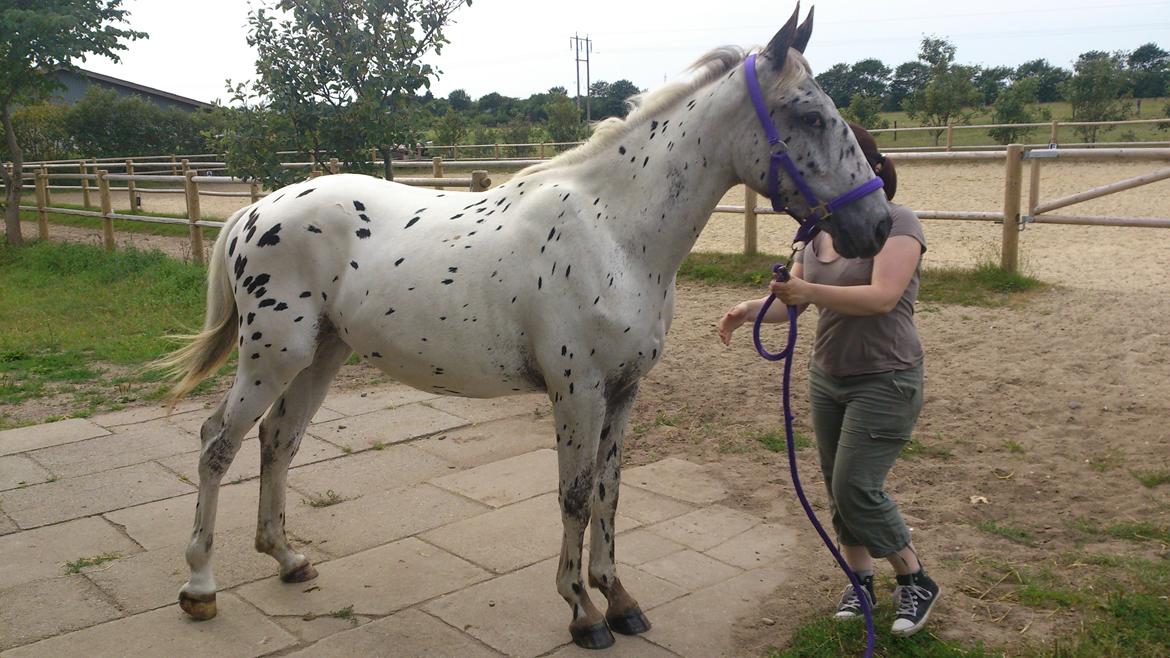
top-left (162, 6), bottom-right (890, 650)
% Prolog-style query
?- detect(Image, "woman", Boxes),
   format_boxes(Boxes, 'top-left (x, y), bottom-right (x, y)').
top-left (717, 124), bottom-right (938, 637)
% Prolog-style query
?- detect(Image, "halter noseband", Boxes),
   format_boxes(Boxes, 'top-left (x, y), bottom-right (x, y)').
top-left (743, 53), bottom-right (885, 247)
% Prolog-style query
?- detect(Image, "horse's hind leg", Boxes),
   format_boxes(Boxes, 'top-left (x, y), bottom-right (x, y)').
top-left (178, 353), bottom-right (314, 620)
top-left (552, 387), bottom-right (614, 650)
top-left (587, 384), bottom-right (650, 635)
top-left (254, 332), bottom-right (350, 581)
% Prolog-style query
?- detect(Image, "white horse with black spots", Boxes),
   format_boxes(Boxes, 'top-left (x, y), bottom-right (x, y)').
top-left (161, 6), bottom-right (890, 649)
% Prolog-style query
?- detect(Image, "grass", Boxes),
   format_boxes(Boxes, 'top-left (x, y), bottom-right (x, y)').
top-left (679, 253), bottom-right (1044, 308)
top-left (0, 240), bottom-right (216, 418)
top-left (1069, 518), bottom-right (1170, 544)
top-left (901, 436), bottom-right (952, 460)
top-left (1131, 469), bottom-right (1170, 488)
top-left (328, 604), bottom-right (358, 625)
top-left (767, 610), bottom-right (997, 657)
top-left (63, 552), bottom-right (121, 574)
top-left (974, 519), bottom-right (1034, 546)
top-left (753, 428), bottom-right (812, 452)
top-left (1002, 440), bottom-right (1025, 454)
top-left (301, 489), bottom-right (349, 508)
top-left (19, 204), bottom-right (223, 240)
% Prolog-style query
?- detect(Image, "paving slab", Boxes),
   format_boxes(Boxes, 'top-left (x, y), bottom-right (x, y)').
top-left (286, 482), bottom-right (489, 558)
top-left (0, 592), bottom-right (297, 658)
top-left (613, 485), bottom-right (695, 526)
top-left (283, 608), bottom-right (502, 657)
top-left (421, 492), bottom-right (640, 574)
top-left (544, 636), bottom-right (681, 658)
top-left (0, 461), bottom-right (194, 529)
top-left (105, 481), bottom-right (258, 550)
top-left (423, 394), bottom-right (549, 424)
top-left (638, 549), bottom-right (742, 591)
top-left (164, 406), bottom-right (343, 439)
top-left (429, 448), bottom-right (558, 507)
top-left (0, 418), bottom-right (110, 457)
top-left (321, 385), bottom-right (441, 416)
top-left (28, 419), bottom-right (196, 479)
top-left (0, 517), bottom-right (142, 590)
top-left (613, 528), bottom-right (686, 566)
top-left (83, 526), bottom-right (328, 615)
top-left (624, 458), bottom-right (728, 505)
top-left (235, 537), bottom-right (489, 616)
top-left (0, 575), bottom-right (123, 651)
top-left (414, 415), bottom-right (554, 468)
top-left (641, 566), bottom-right (790, 658)
top-left (271, 614), bottom-right (370, 646)
top-left (287, 444), bottom-right (454, 501)
top-left (647, 505), bottom-right (761, 552)
top-left (159, 433), bottom-right (345, 486)
top-left (309, 403), bottom-right (469, 451)
top-left (423, 557), bottom-right (683, 658)
top-left (0, 455), bottom-right (54, 491)
top-left (704, 523), bottom-right (801, 571)
top-left (0, 512), bottom-right (16, 536)
top-left (88, 400), bottom-right (208, 428)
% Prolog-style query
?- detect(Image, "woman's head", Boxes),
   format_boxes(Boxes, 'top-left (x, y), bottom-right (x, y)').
top-left (849, 123), bottom-right (896, 201)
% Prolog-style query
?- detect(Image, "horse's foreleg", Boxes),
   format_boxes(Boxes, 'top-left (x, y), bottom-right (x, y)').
top-left (553, 386), bottom-right (614, 650)
top-left (587, 384), bottom-right (650, 635)
top-left (254, 333), bottom-right (350, 582)
top-left (179, 371), bottom-right (287, 620)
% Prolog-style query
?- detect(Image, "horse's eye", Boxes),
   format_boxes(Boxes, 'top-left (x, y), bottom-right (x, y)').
top-left (802, 112), bottom-right (824, 129)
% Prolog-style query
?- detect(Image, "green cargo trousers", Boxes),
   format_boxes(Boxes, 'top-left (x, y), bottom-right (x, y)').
top-left (808, 362), bottom-right (924, 558)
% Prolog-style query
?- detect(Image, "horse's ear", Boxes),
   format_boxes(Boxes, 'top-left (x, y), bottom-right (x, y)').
top-left (766, 4), bottom-right (801, 70)
top-left (793, 6), bottom-right (814, 54)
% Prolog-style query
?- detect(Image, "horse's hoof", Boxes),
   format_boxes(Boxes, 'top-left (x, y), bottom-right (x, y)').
top-left (281, 562), bottom-right (319, 583)
top-left (179, 591), bottom-right (217, 620)
top-left (570, 621), bottom-right (616, 650)
top-left (607, 607), bottom-right (651, 635)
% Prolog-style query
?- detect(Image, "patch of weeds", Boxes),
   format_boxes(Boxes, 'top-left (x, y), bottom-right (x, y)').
top-left (752, 429), bottom-right (811, 452)
top-left (766, 608), bottom-right (997, 657)
top-left (919, 262), bottom-right (1044, 307)
top-left (370, 441), bottom-right (385, 451)
top-left (1102, 521), bottom-right (1170, 544)
top-left (329, 604), bottom-right (358, 625)
top-left (716, 437), bottom-right (751, 454)
top-left (1086, 449), bottom-right (1123, 472)
top-left (64, 552), bottom-right (121, 574)
top-left (344, 353), bottom-right (361, 366)
top-left (302, 489), bottom-right (349, 508)
top-left (974, 519), bottom-right (1033, 545)
top-left (903, 437), bottom-right (952, 460)
top-left (678, 252), bottom-right (788, 286)
top-left (1002, 439), bottom-right (1025, 454)
top-left (340, 446), bottom-right (353, 454)
top-left (654, 410), bottom-right (684, 427)
top-left (1131, 469), bottom-right (1170, 488)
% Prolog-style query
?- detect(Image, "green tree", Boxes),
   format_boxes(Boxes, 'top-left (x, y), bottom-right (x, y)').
top-left (903, 36), bottom-right (981, 145)
top-left (840, 94), bottom-right (888, 130)
top-left (65, 87), bottom-right (214, 157)
top-left (1129, 43), bottom-right (1170, 99)
top-left (0, 103), bottom-right (74, 162)
top-left (0, 0), bottom-right (145, 246)
top-left (1013, 59), bottom-right (1071, 102)
top-left (1062, 51), bottom-right (1132, 142)
top-left (226, 0), bottom-right (470, 186)
top-left (815, 63), bottom-right (853, 107)
top-left (545, 93), bottom-right (583, 143)
top-left (973, 65), bottom-right (1014, 106)
top-left (987, 78), bottom-right (1051, 144)
top-left (885, 61), bottom-right (929, 111)
top-left (447, 88), bottom-right (472, 112)
top-left (432, 106), bottom-right (469, 149)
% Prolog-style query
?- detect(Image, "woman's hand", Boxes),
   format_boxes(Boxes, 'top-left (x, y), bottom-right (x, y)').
top-left (717, 302), bottom-right (752, 346)
top-left (769, 275), bottom-right (815, 307)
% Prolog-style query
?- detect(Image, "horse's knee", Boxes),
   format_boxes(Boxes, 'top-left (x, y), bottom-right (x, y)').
top-left (199, 434), bottom-right (241, 478)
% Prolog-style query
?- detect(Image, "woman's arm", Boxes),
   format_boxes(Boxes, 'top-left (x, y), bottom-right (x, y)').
top-left (769, 236), bottom-right (920, 316)
top-left (717, 263), bottom-right (808, 345)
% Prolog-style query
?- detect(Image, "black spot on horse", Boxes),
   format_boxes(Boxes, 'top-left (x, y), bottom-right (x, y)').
top-left (258, 298), bottom-right (276, 308)
top-left (618, 145), bottom-right (626, 155)
top-left (228, 237), bottom-right (238, 257)
top-left (251, 332), bottom-right (262, 340)
top-left (299, 291), bottom-right (311, 298)
top-left (405, 217), bottom-right (420, 229)
top-left (538, 277), bottom-right (543, 290)
top-left (294, 316), bottom-right (304, 322)
top-left (359, 214), bottom-right (370, 222)
top-left (643, 156), bottom-right (649, 168)
top-left (307, 225), bottom-right (322, 234)
top-left (385, 308), bottom-right (395, 315)
top-left (394, 257), bottom-right (405, 266)
top-left (356, 228), bottom-right (371, 239)
top-left (233, 255), bottom-right (248, 280)
top-left (247, 312), bottom-right (256, 324)
top-left (353, 200), bottom-right (365, 211)
top-left (257, 223), bottom-right (282, 247)
top-left (296, 188), bottom-right (315, 198)
top-left (350, 261), bottom-right (359, 270)
top-left (274, 302), bottom-right (288, 312)
top-left (441, 279), bottom-right (454, 285)
top-left (246, 273), bottom-right (270, 295)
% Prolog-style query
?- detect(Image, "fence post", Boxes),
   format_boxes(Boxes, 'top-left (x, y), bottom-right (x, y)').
top-left (1001, 144), bottom-right (1023, 273)
top-left (40, 166), bottom-right (51, 206)
top-left (945, 123), bottom-right (954, 152)
top-left (432, 156), bottom-right (445, 190)
top-left (369, 148), bottom-right (378, 167)
top-left (453, 145), bottom-right (459, 160)
top-left (1027, 158), bottom-right (1042, 217)
top-left (80, 160), bottom-right (91, 209)
top-left (34, 171), bottom-right (49, 240)
top-left (181, 158), bottom-right (190, 180)
top-left (494, 143), bottom-right (500, 159)
top-left (471, 170), bottom-right (489, 192)
top-left (250, 180), bottom-right (261, 203)
top-left (98, 169), bottom-right (115, 252)
top-left (170, 154), bottom-right (179, 176)
top-left (743, 188), bottom-right (758, 255)
top-left (539, 143), bottom-right (546, 159)
top-left (309, 167), bottom-right (322, 179)
top-left (1049, 121), bottom-right (1059, 145)
top-left (184, 170), bottom-right (205, 265)
top-left (125, 159), bottom-right (138, 212)
top-left (329, 157), bottom-right (340, 174)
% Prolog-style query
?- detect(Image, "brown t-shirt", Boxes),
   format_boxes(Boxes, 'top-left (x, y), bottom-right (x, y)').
top-left (796, 203), bottom-right (926, 377)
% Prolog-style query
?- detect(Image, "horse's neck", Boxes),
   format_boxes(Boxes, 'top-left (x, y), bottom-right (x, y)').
top-left (571, 97), bottom-right (741, 277)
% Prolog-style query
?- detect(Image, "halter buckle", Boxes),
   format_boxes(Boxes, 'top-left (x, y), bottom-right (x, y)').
top-left (808, 202), bottom-right (831, 221)
top-left (770, 140), bottom-right (789, 154)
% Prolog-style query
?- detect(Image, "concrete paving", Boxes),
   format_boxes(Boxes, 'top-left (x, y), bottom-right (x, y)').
top-left (0, 385), bottom-right (795, 657)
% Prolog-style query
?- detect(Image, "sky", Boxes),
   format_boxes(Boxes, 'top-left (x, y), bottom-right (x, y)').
top-left (81, 0), bottom-right (1170, 106)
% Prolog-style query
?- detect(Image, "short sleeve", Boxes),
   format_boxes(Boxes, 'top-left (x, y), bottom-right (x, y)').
top-left (889, 203), bottom-right (926, 254)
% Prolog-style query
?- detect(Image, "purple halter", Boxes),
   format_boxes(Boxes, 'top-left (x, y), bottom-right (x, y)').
top-left (743, 53), bottom-right (885, 246)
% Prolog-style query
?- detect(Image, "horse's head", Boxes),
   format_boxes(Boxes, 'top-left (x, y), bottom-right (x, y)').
top-left (736, 6), bottom-right (891, 258)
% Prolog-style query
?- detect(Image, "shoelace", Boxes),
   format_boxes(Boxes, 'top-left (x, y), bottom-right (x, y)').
top-left (894, 584), bottom-right (934, 616)
top-left (839, 584), bottom-right (871, 611)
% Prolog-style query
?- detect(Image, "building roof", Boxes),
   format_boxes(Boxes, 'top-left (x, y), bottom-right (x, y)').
top-left (62, 67), bottom-right (216, 111)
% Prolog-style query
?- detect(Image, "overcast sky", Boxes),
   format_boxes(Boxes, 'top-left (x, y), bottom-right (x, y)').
top-left (81, 0), bottom-right (1170, 105)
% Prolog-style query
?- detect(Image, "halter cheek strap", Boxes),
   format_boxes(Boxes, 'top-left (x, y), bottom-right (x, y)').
top-left (743, 53), bottom-right (885, 246)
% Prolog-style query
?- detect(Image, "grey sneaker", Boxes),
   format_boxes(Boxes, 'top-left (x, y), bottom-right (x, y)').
top-left (891, 570), bottom-right (940, 637)
top-left (834, 574), bottom-right (876, 620)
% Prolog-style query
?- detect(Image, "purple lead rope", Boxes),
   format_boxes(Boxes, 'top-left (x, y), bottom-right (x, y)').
top-left (753, 264), bottom-right (876, 658)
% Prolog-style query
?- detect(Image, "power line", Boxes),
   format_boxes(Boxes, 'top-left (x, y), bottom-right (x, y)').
top-left (570, 34), bottom-right (594, 121)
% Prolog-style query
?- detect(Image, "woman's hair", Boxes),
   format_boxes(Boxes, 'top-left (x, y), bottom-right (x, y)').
top-left (848, 123), bottom-right (896, 201)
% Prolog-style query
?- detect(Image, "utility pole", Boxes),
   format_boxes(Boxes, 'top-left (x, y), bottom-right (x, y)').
top-left (570, 33), bottom-right (593, 121)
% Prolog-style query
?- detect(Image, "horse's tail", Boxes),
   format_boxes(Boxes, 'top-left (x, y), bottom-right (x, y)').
top-left (154, 205), bottom-right (247, 406)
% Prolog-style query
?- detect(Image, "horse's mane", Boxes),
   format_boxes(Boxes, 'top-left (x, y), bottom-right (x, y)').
top-left (516, 45), bottom-right (810, 177)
